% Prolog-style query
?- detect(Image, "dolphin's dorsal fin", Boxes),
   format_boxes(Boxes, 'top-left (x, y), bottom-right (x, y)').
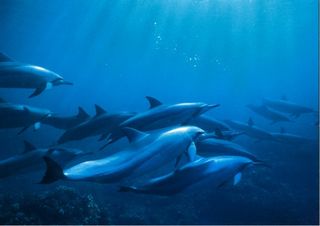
top-left (248, 117), bottom-right (254, 127)
top-left (145, 96), bottom-right (162, 109)
top-left (94, 104), bottom-right (107, 117)
top-left (122, 127), bottom-right (148, 143)
top-left (77, 107), bottom-right (90, 119)
top-left (0, 52), bottom-right (14, 62)
top-left (23, 140), bottom-right (37, 153)
top-left (0, 97), bottom-right (7, 103)
top-left (280, 127), bottom-right (286, 134)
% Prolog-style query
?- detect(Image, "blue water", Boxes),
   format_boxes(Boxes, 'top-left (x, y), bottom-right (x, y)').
top-left (0, 0), bottom-right (318, 224)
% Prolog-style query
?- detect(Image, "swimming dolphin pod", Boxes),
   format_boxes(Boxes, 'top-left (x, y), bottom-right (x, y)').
top-left (0, 52), bottom-right (316, 196)
top-left (0, 52), bottom-right (73, 98)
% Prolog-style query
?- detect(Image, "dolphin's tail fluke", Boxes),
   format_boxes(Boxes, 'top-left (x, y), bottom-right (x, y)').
top-left (118, 186), bottom-right (138, 193)
top-left (39, 156), bottom-right (65, 184)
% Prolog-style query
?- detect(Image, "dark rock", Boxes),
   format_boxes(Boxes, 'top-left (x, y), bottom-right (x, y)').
top-left (0, 186), bottom-right (110, 224)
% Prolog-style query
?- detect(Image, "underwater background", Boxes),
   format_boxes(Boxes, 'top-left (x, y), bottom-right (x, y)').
top-left (0, 0), bottom-right (318, 224)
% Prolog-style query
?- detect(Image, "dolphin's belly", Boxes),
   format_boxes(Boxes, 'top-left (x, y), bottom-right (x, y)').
top-left (0, 110), bottom-right (36, 128)
top-left (0, 152), bottom-right (44, 179)
top-left (0, 69), bottom-right (46, 88)
top-left (64, 151), bottom-right (138, 182)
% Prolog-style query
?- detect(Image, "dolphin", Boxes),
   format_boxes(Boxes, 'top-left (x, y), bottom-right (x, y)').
top-left (271, 128), bottom-right (317, 146)
top-left (42, 107), bottom-right (90, 130)
top-left (262, 98), bottom-right (316, 118)
top-left (100, 96), bottom-right (220, 146)
top-left (57, 105), bottom-right (135, 144)
top-left (246, 104), bottom-right (291, 124)
top-left (195, 138), bottom-right (258, 161)
top-left (120, 96), bottom-right (219, 131)
top-left (118, 156), bottom-right (258, 196)
top-left (199, 128), bottom-right (245, 141)
top-left (224, 118), bottom-right (275, 142)
top-left (0, 141), bottom-right (90, 180)
top-left (0, 98), bottom-right (52, 134)
top-left (40, 126), bottom-right (205, 184)
top-left (0, 52), bottom-right (73, 98)
top-left (188, 116), bottom-right (231, 132)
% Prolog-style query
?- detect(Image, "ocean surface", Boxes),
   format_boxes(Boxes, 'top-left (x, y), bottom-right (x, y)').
top-left (0, 0), bottom-right (318, 224)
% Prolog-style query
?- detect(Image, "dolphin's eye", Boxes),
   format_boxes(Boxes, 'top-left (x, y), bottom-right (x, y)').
top-left (195, 131), bottom-right (205, 139)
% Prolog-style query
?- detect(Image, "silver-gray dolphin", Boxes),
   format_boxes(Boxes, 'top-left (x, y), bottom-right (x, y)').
top-left (224, 118), bottom-right (275, 142)
top-left (120, 97), bottom-right (219, 131)
top-left (272, 128), bottom-right (317, 146)
top-left (246, 104), bottom-right (291, 124)
top-left (188, 116), bottom-right (231, 132)
top-left (0, 141), bottom-right (89, 180)
top-left (118, 156), bottom-right (257, 196)
top-left (43, 107), bottom-right (90, 130)
top-left (196, 138), bottom-right (259, 161)
top-left (0, 52), bottom-right (73, 98)
top-left (57, 105), bottom-right (135, 144)
top-left (263, 98), bottom-right (316, 118)
top-left (0, 98), bottom-right (52, 134)
top-left (40, 126), bottom-right (205, 184)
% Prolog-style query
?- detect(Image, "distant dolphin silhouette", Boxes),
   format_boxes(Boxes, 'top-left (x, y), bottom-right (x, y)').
top-left (0, 52), bottom-right (73, 98)
top-left (224, 118), bottom-right (275, 142)
top-left (271, 127), bottom-right (317, 146)
top-left (0, 97), bottom-right (52, 134)
top-left (246, 104), bottom-right (291, 124)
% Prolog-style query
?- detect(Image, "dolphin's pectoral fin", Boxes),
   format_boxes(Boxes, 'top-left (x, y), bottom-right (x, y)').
top-left (98, 133), bottom-right (111, 142)
top-left (174, 153), bottom-right (184, 170)
top-left (185, 142), bottom-right (197, 162)
top-left (118, 186), bottom-right (138, 193)
top-left (23, 140), bottom-right (37, 153)
top-left (17, 126), bottom-right (29, 135)
top-left (218, 172), bottom-right (243, 188)
top-left (29, 83), bottom-right (47, 98)
top-left (33, 122), bottom-right (41, 131)
top-left (122, 127), bottom-right (148, 143)
top-left (233, 172), bottom-right (242, 185)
